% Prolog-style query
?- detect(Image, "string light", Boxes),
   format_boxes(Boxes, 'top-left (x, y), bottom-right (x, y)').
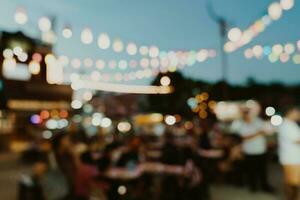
top-left (62, 26), bottom-right (73, 38)
top-left (127, 42), bottom-right (138, 55)
top-left (118, 60), bottom-right (128, 70)
top-left (71, 58), bottom-right (81, 69)
top-left (15, 7), bottom-right (28, 25)
top-left (83, 58), bottom-right (93, 68)
top-left (268, 2), bottom-right (283, 20)
top-left (38, 17), bottom-right (52, 32)
top-left (228, 28), bottom-right (242, 42)
top-left (139, 46), bottom-right (149, 56)
top-left (14, 6), bottom-right (218, 63)
top-left (293, 54), bottom-right (300, 64)
top-left (97, 33), bottom-right (110, 49)
top-left (95, 59), bottom-right (105, 69)
top-left (280, 0), bottom-right (294, 10)
top-left (112, 38), bottom-right (124, 52)
top-left (72, 79), bottom-right (173, 94)
top-left (81, 28), bottom-right (93, 44)
top-left (45, 55), bottom-right (63, 84)
top-left (59, 48), bottom-right (216, 83)
top-left (225, 1), bottom-right (294, 52)
top-left (149, 46), bottom-right (160, 58)
top-left (244, 41), bottom-right (300, 64)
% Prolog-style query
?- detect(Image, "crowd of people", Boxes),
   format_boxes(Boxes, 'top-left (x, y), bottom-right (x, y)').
top-left (18, 105), bottom-right (300, 200)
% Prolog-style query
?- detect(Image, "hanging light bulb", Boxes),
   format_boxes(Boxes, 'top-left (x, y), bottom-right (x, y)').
top-left (280, 0), bottom-right (294, 10)
top-left (97, 33), bottom-right (110, 49)
top-left (38, 17), bottom-right (52, 32)
top-left (15, 7), bottom-right (28, 25)
top-left (228, 28), bottom-right (242, 42)
top-left (81, 28), bottom-right (93, 44)
top-left (113, 38), bottom-right (124, 52)
top-left (268, 2), bottom-right (283, 20)
top-left (149, 46), bottom-right (160, 58)
top-left (62, 26), bottom-right (72, 38)
top-left (127, 42), bottom-right (137, 55)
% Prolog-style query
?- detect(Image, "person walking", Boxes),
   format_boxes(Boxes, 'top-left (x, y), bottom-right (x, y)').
top-left (278, 106), bottom-right (300, 200)
top-left (231, 108), bottom-right (273, 192)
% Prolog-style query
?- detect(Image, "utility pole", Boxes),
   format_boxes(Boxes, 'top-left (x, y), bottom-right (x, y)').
top-left (206, 0), bottom-right (229, 99)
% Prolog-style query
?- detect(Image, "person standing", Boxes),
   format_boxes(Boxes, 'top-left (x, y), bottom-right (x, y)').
top-left (231, 108), bottom-right (273, 192)
top-left (278, 106), bottom-right (300, 200)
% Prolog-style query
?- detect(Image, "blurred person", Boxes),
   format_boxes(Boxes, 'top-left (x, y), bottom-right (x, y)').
top-left (231, 108), bottom-right (273, 192)
top-left (182, 146), bottom-right (206, 200)
top-left (218, 134), bottom-right (244, 185)
top-left (74, 151), bottom-right (99, 200)
top-left (116, 137), bottom-right (141, 168)
top-left (161, 131), bottom-right (180, 165)
top-left (278, 106), bottom-right (300, 200)
top-left (95, 154), bottom-right (114, 200)
top-left (160, 131), bottom-right (182, 200)
top-left (18, 156), bottom-right (48, 200)
top-left (52, 133), bottom-right (77, 199)
top-left (197, 118), bottom-right (224, 184)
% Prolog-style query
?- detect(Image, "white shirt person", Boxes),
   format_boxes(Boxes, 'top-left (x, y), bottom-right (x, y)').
top-left (231, 118), bottom-right (266, 155)
top-left (278, 119), bottom-right (300, 165)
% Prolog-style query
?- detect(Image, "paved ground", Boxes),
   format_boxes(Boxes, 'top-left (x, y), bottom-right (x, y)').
top-left (0, 153), bottom-right (285, 200)
top-left (211, 185), bottom-right (283, 200)
top-left (211, 164), bottom-right (285, 200)
top-left (0, 153), bottom-right (30, 200)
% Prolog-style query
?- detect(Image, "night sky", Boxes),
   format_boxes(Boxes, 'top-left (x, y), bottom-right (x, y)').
top-left (1, 0), bottom-right (299, 85)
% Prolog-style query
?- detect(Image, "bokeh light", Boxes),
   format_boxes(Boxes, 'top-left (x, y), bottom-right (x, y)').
top-left (280, 0), bottom-right (294, 10)
top-left (15, 7), bottom-right (28, 25)
top-left (164, 115), bottom-right (176, 125)
top-left (228, 28), bottom-right (242, 42)
top-left (38, 17), bottom-right (52, 32)
top-left (101, 117), bottom-right (112, 128)
top-left (268, 2), bottom-right (283, 20)
top-left (62, 27), bottom-right (73, 39)
top-left (81, 28), bottom-right (93, 44)
top-left (71, 100), bottom-right (83, 109)
top-left (160, 76), bottom-right (171, 86)
top-left (117, 121), bottom-right (132, 133)
top-left (127, 43), bottom-right (137, 55)
top-left (28, 61), bottom-right (41, 75)
top-left (265, 106), bottom-right (276, 116)
top-left (271, 115), bottom-right (283, 126)
top-left (113, 38), bottom-right (124, 52)
top-left (98, 33), bottom-right (110, 49)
